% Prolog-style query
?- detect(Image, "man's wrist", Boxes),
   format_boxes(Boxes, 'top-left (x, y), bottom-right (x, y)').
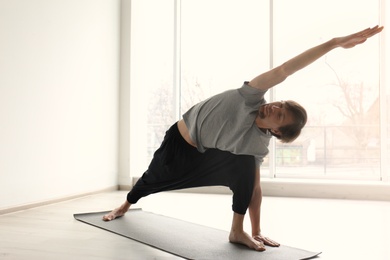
top-left (328, 38), bottom-right (340, 50)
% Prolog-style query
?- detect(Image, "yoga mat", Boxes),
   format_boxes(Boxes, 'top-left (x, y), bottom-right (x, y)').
top-left (74, 209), bottom-right (321, 260)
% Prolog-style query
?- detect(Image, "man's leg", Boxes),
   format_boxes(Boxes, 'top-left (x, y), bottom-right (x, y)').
top-left (103, 201), bottom-right (131, 221)
top-left (102, 122), bottom-right (203, 222)
top-left (221, 155), bottom-right (266, 251)
top-left (186, 149), bottom-right (262, 251)
top-left (229, 212), bottom-right (266, 251)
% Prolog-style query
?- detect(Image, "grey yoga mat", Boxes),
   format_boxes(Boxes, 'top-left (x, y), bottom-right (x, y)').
top-left (74, 209), bottom-right (321, 260)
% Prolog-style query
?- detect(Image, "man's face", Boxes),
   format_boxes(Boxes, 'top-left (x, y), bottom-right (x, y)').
top-left (258, 101), bottom-right (294, 134)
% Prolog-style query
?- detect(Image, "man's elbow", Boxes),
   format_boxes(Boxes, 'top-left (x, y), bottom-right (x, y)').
top-left (278, 63), bottom-right (290, 79)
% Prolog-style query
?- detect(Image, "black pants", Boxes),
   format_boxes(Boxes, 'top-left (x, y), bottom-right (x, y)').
top-left (127, 122), bottom-right (256, 215)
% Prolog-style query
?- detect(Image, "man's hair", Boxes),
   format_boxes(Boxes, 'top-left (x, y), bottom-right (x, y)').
top-left (271, 100), bottom-right (307, 143)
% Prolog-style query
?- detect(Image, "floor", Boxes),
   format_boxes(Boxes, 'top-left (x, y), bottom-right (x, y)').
top-left (0, 190), bottom-right (389, 260)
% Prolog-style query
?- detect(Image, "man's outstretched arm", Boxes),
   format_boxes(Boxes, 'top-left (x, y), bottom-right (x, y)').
top-left (249, 25), bottom-right (384, 91)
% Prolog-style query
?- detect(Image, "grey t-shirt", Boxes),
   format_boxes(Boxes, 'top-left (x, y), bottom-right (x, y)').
top-left (182, 82), bottom-right (271, 167)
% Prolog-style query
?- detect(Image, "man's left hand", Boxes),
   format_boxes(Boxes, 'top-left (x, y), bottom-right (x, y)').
top-left (253, 234), bottom-right (280, 247)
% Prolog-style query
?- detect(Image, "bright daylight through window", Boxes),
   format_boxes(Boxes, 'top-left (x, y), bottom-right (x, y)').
top-left (129, 0), bottom-right (388, 182)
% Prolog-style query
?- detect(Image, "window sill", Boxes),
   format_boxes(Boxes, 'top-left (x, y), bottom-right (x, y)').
top-left (129, 177), bottom-right (390, 201)
top-left (261, 178), bottom-right (390, 201)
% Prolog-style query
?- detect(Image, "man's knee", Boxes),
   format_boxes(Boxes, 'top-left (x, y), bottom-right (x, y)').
top-left (229, 156), bottom-right (256, 214)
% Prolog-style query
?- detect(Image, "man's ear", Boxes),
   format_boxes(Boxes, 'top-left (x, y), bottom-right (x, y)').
top-left (270, 129), bottom-right (281, 136)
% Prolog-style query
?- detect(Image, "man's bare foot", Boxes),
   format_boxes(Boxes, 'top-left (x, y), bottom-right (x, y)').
top-left (229, 230), bottom-right (266, 251)
top-left (102, 201), bottom-right (131, 221)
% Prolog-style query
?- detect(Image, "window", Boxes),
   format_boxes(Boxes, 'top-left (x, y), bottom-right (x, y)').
top-left (130, 0), bottom-right (388, 182)
top-left (180, 0), bottom-right (270, 175)
top-left (129, 0), bottom-right (174, 175)
top-left (273, 0), bottom-right (381, 180)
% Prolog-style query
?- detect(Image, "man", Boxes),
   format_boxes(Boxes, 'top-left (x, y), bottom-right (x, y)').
top-left (103, 25), bottom-right (383, 251)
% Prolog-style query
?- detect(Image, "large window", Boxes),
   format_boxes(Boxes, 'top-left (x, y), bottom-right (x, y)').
top-left (130, 0), bottom-right (388, 182)
top-left (272, 0), bottom-right (382, 180)
top-left (129, 0), bottom-right (174, 175)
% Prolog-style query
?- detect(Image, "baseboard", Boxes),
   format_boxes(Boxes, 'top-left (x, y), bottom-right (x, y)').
top-left (0, 186), bottom-right (119, 215)
top-left (118, 185), bottom-right (132, 191)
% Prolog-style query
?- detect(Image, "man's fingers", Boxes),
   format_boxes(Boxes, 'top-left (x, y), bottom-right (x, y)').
top-left (263, 237), bottom-right (280, 247)
top-left (367, 26), bottom-right (384, 38)
top-left (358, 26), bottom-right (383, 39)
top-left (254, 236), bottom-right (280, 247)
top-left (253, 237), bottom-right (265, 245)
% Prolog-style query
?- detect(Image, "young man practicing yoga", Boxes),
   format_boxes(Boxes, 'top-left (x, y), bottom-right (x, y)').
top-left (103, 25), bottom-right (383, 251)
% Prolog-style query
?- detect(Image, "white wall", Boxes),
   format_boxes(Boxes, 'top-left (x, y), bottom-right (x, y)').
top-left (0, 0), bottom-right (120, 210)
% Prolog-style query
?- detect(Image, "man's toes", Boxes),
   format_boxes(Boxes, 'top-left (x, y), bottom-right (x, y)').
top-left (255, 245), bottom-right (266, 251)
top-left (102, 214), bottom-right (113, 221)
top-left (256, 246), bottom-right (266, 251)
top-left (255, 241), bottom-right (266, 251)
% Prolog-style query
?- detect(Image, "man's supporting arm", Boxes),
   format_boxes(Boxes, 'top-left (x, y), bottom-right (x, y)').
top-left (249, 167), bottom-right (280, 247)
